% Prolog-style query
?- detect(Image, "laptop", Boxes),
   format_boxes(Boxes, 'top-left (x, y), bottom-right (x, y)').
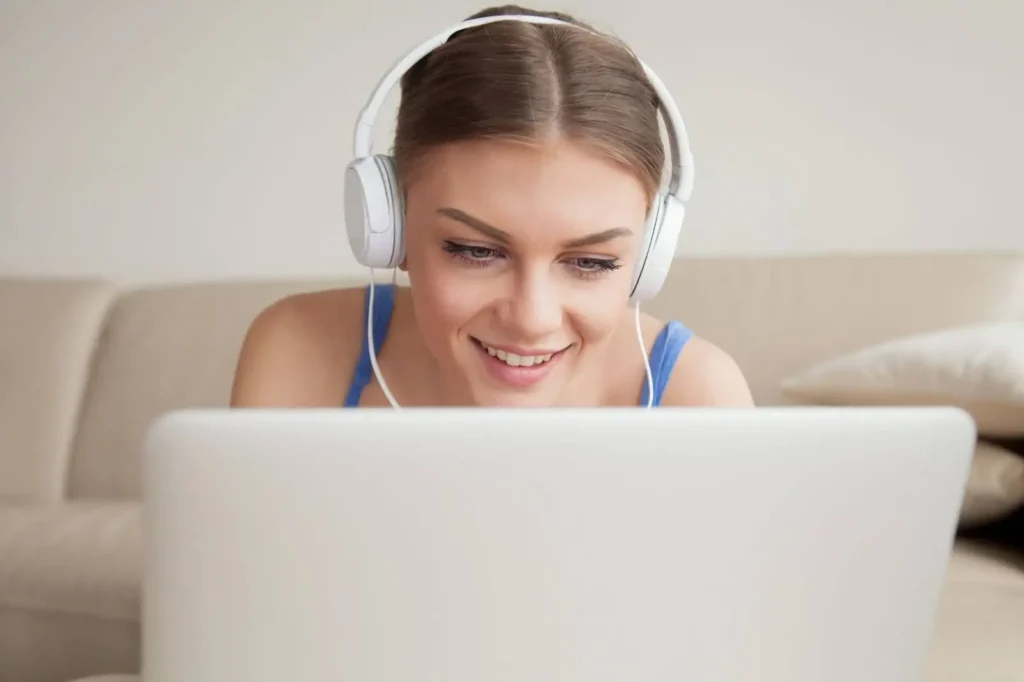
top-left (141, 406), bottom-right (974, 682)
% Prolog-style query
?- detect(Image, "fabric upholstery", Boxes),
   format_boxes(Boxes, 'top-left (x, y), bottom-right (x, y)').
top-left (645, 252), bottom-right (1024, 406)
top-left (924, 540), bottom-right (1024, 682)
top-left (0, 502), bottom-right (140, 682)
top-left (0, 278), bottom-right (115, 501)
top-left (960, 442), bottom-right (1024, 528)
top-left (1, 608), bottom-right (138, 682)
top-left (0, 502), bottom-right (140, 619)
top-left (67, 281), bottom-right (333, 499)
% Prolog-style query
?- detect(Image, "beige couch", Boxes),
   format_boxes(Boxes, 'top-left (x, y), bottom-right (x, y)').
top-left (2, 252), bottom-right (1023, 682)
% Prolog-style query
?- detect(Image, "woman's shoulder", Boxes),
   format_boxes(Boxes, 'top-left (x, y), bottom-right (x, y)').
top-left (229, 286), bottom-right (371, 407)
top-left (639, 313), bottom-right (755, 408)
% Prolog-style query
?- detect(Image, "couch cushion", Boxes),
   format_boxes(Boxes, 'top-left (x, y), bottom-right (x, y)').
top-left (67, 281), bottom-right (334, 499)
top-left (944, 539), bottom-right (1024, 589)
top-left (925, 583), bottom-right (1024, 682)
top-left (0, 502), bottom-right (140, 620)
top-left (0, 279), bottom-right (115, 501)
top-left (0, 609), bottom-right (138, 682)
top-left (0, 502), bottom-right (140, 682)
top-left (927, 541), bottom-right (1024, 682)
top-left (922, 539), bottom-right (1024, 682)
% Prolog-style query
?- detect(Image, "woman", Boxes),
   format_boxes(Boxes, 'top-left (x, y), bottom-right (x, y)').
top-left (230, 5), bottom-right (754, 409)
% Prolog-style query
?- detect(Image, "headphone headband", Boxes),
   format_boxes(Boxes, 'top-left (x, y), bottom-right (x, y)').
top-left (352, 14), bottom-right (693, 201)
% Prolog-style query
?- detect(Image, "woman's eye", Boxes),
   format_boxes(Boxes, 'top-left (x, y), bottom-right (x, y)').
top-left (572, 257), bottom-right (622, 272)
top-left (442, 240), bottom-right (504, 267)
top-left (468, 246), bottom-right (496, 259)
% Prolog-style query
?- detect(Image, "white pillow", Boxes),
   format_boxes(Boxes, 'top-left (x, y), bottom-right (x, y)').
top-left (960, 441), bottom-right (1024, 528)
top-left (781, 321), bottom-right (1024, 436)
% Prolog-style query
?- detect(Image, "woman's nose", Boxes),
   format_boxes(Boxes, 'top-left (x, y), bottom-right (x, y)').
top-left (502, 274), bottom-right (564, 341)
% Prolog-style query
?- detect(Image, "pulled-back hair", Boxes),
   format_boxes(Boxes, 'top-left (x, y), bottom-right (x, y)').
top-left (393, 4), bottom-right (665, 204)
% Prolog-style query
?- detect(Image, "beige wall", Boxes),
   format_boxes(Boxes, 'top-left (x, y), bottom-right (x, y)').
top-left (1, 0), bottom-right (1021, 284)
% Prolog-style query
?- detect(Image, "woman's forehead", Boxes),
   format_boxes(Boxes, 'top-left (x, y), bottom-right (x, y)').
top-left (409, 138), bottom-right (649, 243)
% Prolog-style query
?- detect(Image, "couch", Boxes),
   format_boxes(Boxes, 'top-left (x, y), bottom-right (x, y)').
top-left (2, 252), bottom-right (1023, 682)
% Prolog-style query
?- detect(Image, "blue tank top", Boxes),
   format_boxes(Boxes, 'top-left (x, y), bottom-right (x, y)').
top-left (344, 284), bottom-right (692, 407)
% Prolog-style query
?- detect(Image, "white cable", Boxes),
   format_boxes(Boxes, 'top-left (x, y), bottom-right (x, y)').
top-left (635, 303), bottom-right (654, 409)
top-left (366, 268), bottom-right (402, 409)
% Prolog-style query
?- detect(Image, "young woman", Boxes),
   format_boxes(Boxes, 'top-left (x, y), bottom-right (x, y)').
top-left (230, 5), bottom-right (754, 409)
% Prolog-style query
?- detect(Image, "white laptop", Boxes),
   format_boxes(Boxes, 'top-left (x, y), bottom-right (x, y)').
top-left (141, 406), bottom-right (974, 682)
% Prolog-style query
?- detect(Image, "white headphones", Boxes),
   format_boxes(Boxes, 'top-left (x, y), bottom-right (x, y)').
top-left (343, 14), bottom-right (694, 304)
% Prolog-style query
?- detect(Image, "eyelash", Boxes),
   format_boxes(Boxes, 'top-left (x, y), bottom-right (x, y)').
top-left (442, 240), bottom-right (623, 280)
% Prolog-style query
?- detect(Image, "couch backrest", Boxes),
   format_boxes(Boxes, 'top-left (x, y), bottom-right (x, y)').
top-left (0, 278), bottom-right (115, 501)
top-left (66, 280), bottom-right (335, 499)
top-left (644, 252), bottom-right (1024, 406)
top-left (6, 253), bottom-right (1024, 501)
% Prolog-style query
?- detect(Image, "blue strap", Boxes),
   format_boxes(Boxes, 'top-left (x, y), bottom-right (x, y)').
top-left (640, 320), bottom-right (693, 407)
top-left (343, 284), bottom-right (396, 407)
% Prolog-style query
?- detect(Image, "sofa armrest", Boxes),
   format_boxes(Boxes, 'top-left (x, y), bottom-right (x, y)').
top-left (0, 278), bottom-right (115, 501)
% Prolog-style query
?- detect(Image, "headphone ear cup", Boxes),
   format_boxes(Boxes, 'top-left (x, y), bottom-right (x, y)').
top-left (344, 154), bottom-right (405, 269)
top-left (629, 192), bottom-right (685, 304)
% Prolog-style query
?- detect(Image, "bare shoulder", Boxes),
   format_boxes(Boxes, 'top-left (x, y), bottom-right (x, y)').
top-left (229, 287), bottom-right (368, 407)
top-left (640, 314), bottom-right (754, 407)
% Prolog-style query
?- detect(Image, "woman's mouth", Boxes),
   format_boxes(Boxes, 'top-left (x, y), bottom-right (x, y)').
top-left (471, 337), bottom-right (570, 388)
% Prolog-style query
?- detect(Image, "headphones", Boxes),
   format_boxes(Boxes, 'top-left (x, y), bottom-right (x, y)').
top-left (343, 14), bottom-right (694, 304)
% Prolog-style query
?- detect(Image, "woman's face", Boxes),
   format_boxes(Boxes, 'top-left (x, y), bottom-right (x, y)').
top-left (402, 137), bottom-right (650, 407)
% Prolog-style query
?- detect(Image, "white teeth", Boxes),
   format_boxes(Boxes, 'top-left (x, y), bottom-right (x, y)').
top-left (483, 343), bottom-right (554, 367)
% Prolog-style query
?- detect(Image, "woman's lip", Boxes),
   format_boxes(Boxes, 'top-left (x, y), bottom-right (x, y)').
top-left (471, 337), bottom-right (570, 356)
top-left (473, 339), bottom-right (565, 388)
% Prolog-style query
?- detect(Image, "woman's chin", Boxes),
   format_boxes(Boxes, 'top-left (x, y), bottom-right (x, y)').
top-left (468, 388), bottom-right (560, 408)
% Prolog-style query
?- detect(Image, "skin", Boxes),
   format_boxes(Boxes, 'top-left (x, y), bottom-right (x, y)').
top-left (230, 136), bottom-right (754, 409)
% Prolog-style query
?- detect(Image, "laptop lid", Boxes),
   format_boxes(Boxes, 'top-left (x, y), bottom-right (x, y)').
top-left (142, 407), bottom-right (974, 682)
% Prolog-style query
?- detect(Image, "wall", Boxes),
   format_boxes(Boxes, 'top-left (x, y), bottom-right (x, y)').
top-left (1, 0), bottom-right (1021, 284)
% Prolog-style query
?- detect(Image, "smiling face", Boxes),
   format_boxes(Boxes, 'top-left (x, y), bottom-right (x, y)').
top-left (401, 136), bottom-right (651, 406)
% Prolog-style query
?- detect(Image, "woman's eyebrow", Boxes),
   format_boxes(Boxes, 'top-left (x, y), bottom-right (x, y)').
top-left (436, 207), bottom-right (632, 247)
